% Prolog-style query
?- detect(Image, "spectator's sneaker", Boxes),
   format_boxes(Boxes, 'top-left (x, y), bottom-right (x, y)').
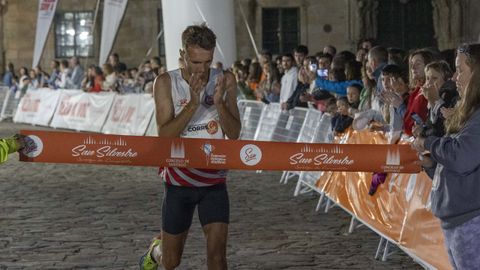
top-left (139, 238), bottom-right (162, 270)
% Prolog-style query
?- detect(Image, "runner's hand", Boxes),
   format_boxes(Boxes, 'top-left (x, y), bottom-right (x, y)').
top-left (214, 74), bottom-right (226, 105)
top-left (188, 73), bottom-right (204, 107)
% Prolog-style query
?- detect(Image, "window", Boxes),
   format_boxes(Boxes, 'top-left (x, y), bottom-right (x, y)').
top-left (262, 8), bottom-right (299, 55)
top-left (377, 0), bottom-right (436, 50)
top-left (55, 11), bottom-right (94, 58)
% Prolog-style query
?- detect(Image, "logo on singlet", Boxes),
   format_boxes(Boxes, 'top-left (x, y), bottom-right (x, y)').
top-left (187, 120), bottom-right (219, 135)
top-left (178, 98), bottom-right (188, 107)
top-left (207, 121), bottom-right (218, 134)
top-left (204, 94), bottom-right (214, 106)
top-left (240, 144), bottom-right (262, 166)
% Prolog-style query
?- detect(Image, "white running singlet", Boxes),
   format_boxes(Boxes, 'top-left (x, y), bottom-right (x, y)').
top-left (161, 68), bottom-right (227, 187)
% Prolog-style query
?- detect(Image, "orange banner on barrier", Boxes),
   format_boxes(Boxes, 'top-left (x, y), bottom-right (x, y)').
top-left (19, 130), bottom-right (421, 173)
top-left (316, 130), bottom-right (450, 270)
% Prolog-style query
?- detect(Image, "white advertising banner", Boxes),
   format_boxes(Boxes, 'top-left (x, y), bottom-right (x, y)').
top-left (32, 0), bottom-right (58, 68)
top-left (13, 88), bottom-right (61, 126)
top-left (99, 0), bottom-right (128, 65)
top-left (102, 94), bottom-right (155, 135)
top-left (50, 91), bottom-right (115, 132)
top-left (145, 112), bottom-right (158, 137)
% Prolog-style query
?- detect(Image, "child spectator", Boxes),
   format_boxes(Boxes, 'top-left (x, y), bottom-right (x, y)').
top-left (331, 97), bottom-right (353, 134)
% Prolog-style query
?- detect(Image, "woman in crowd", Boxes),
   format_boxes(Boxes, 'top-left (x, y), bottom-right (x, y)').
top-left (256, 61), bottom-right (281, 103)
top-left (102, 63), bottom-right (118, 92)
top-left (413, 43), bottom-right (480, 269)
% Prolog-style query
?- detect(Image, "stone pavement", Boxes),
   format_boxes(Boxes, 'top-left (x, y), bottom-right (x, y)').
top-left (0, 122), bottom-right (422, 269)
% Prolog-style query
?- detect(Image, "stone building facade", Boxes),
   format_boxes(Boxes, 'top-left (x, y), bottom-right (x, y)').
top-left (0, 0), bottom-right (479, 72)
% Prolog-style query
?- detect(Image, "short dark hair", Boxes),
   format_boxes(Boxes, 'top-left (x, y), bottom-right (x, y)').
top-left (381, 64), bottom-right (408, 83)
top-left (61, 60), bottom-right (69, 68)
top-left (282, 53), bottom-right (294, 61)
top-left (347, 83), bottom-right (362, 93)
top-left (337, 96), bottom-right (349, 105)
top-left (294, 45), bottom-right (309, 55)
top-left (182, 23), bottom-right (216, 50)
top-left (151, 56), bottom-right (161, 66)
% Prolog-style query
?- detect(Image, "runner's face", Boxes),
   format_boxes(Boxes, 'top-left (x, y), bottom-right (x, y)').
top-left (182, 46), bottom-right (214, 81)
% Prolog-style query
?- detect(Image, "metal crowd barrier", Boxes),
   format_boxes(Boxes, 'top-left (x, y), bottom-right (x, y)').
top-left (237, 100), bottom-right (265, 140)
top-left (0, 88), bottom-right (23, 121)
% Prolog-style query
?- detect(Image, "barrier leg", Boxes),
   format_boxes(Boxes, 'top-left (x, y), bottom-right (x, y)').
top-left (382, 241), bottom-right (397, 262)
top-left (324, 199), bottom-right (336, 213)
top-left (348, 216), bottom-right (365, 234)
top-left (315, 193), bottom-right (325, 212)
top-left (375, 237), bottom-right (386, 260)
top-left (293, 178), bottom-right (303, 196)
top-left (280, 171), bottom-right (288, 184)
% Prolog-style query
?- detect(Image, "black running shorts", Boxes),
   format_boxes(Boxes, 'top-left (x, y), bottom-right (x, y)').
top-left (162, 183), bottom-right (230, 235)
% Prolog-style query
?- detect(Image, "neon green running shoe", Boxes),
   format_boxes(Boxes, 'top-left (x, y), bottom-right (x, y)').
top-left (139, 238), bottom-right (162, 270)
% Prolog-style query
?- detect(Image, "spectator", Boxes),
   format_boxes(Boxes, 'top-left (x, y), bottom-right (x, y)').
top-left (280, 53), bottom-right (298, 110)
top-left (102, 63), bottom-right (117, 92)
top-left (82, 65), bottom-right (96, 91)
top-left (47, 60), bottom-right (60, 89)
top-left (323, 45), bottom-right (337, 56)
top-left (234, 64), bottom-right (255, 100)
top-left (56, 60), bottom-right (70, 89)
top-left (3, 62), bottom-right (16, 88)
top-left (331, 96), bottom-right (353, 134)
top-left (257, 62), bottom-right (281, 103)
top-left (109, 52), bottom-right (127, 73)
top-left (346, 83), bottom-right (362, 110)
top-left (412, 43), bottom-right (480, 270)
top-left (294, 45), bottom-right (309, 67)
top-left (67, 56), bottom-right (84, 89)
top-left (275, 55), bottom-right (284, 77)
top-left (247, 62), bottom-right (262, 91)
top-left (402, 49), bottom-right (435, 136)
top-left (27, 69), bottom-right (39, 90)
top-left (17, 67), bottom-right (29, 91)
top-left (366, 46), bottom-right (389, 111)
top-left (420, 61), bottom-right (458, 137)
top-left (88, 66), bottom-right (105, 93)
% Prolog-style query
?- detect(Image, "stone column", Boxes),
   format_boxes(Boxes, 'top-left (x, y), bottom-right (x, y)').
top-left (431, 0), bottom-right (463, 50)
top-left (356, 0), bottom-right (379, 41)
top-left (161, 0), bottom-right (237, 69)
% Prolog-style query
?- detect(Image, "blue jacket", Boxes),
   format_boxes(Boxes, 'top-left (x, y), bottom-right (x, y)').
top-left (424, 109), bottom-right (480, 229)
top-left (314, 77), bottom-right (363, 96)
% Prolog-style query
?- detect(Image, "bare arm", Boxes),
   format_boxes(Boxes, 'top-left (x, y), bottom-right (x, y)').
top-left (214, 71), bottom-right (241, 139)
top-left (153, 73), bottom-right (202, 138)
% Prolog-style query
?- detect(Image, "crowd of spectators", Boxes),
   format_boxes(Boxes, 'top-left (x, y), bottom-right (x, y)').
top-left (2, 53), bottom-right (166, 96)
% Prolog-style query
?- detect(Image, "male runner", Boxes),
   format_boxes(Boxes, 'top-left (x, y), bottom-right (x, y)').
top-left (140, 24), bottom-right (241, 270)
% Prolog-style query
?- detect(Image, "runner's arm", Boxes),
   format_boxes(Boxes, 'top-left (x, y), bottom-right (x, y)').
top-left (153, 73), bottom-right (199, 138)
top-left (215, 71), bottom-right (241, 139)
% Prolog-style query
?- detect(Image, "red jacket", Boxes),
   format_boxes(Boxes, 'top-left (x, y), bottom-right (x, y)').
top-left (403, 86), bottom-right (428, 136)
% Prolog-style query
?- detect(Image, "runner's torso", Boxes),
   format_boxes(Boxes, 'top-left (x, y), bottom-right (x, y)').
top-left (161, 68), bottom-right (227, 187)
